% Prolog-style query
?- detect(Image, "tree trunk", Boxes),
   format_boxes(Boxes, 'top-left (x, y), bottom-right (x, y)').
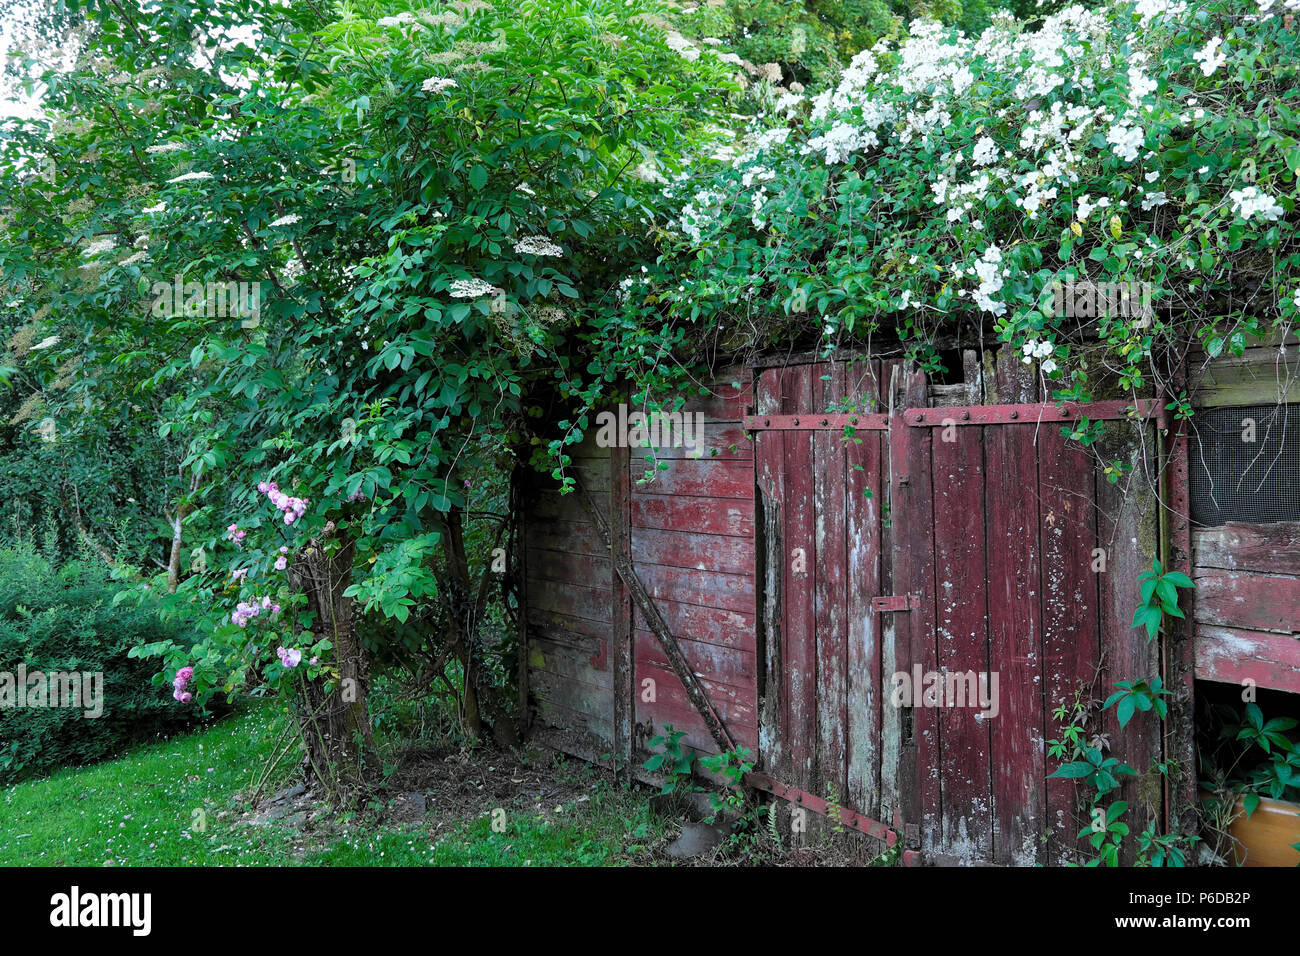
top-left (288, 529), bottom-right (377, 798)
top-left (440, 506), bottom-right (483, 741)
top-left (166, 513), bottom-right (184, 592)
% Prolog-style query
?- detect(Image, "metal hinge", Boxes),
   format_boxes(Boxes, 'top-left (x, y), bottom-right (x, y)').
top-left (872, 594), bottom-right (920, 612)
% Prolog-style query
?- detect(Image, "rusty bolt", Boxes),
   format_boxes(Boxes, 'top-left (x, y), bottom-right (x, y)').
top-left (1009, 410), bottom-right (1019, 420)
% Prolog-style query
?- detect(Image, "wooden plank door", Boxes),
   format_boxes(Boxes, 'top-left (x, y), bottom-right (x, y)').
top-left (753, 359), bottom-right (1163, 864)
top-left (900, 406), bottom-right (1161, 864)
top-left (753, 360), bottom-right (889, 822)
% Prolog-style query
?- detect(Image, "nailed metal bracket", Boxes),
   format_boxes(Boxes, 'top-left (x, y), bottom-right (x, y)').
top-left (872, 594), bottom-right (920, 612)
top-left (743, 413), bottom-right (891, 432)
top-left (745, 772), bottom-right (900, 847)
top-left (904, 399), bottom-right (1163, 428)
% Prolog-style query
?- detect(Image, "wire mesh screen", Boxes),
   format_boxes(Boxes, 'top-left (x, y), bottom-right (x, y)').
top-left (1189, 403), bottom-right (1300, 526)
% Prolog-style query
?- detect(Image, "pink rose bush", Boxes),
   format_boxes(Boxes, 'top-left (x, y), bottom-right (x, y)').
top-left (172, 665), bottom-right (194, 703)
top-left (232, 595), bottom-right (282, 628)
top-left (258, 480), bottom-right (308, 526)
top-left (171, 478), bottom-right (329, 706)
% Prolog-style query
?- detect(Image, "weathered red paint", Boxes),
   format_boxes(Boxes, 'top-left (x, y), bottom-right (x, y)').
top-left (904, 398), bottom-right (1163, 426)
top-left (742, 412), bottom-right (891, 431)
top-left (523, 356), bottom-right (1184, 864)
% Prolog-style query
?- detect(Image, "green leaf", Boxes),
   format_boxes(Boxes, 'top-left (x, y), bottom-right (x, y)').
top-left (1049, 761), bottom-right (1095, 779)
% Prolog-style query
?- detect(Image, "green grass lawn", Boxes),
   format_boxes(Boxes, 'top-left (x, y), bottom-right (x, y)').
top-left (0, 702), bottom-right (667, 866)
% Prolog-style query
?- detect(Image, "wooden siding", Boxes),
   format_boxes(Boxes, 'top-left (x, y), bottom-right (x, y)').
top-left (1193, 522), bottom-right (1300, 694)
top-left (522, 371), bottom-right (760, 766)
top-left (523, 443), bottom-right (617, 757)
top-left (629, 376), bottom-right (759, 759)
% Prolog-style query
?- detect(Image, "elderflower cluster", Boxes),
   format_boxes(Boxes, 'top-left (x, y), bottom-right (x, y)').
top-left (448, 277), bottom-right (503, 299)
top-left (512, 235), bottom-right (563, 257)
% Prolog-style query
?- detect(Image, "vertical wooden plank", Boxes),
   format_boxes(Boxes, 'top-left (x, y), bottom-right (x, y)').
top-left (888, 367), bottom-right (940, 853)
top-left (985, 423), bottom-right (1046, 865)
top-left (755, 368), bottom-right (786, 779)
top-left (987, 354), bottom-right (1046, 865)
top-left (609, 445), bottom-right (633, 775)
top-left (783, 364), bottom-right (818, 791)
top-left (931, 410), bottom-right (993, 863)
top-left (814, 362), bottom-right (849, 806)
top-left (1096, 422), bottom-right (1162, 863)
top-left (846, 359), bottom-right (883, 819)
top-left (1164, 402), bottom-right (1199, 842)
top-left (878, 359), bottom-right (904, 829)
top-left (1039, 429), bottom-right (1101, 864)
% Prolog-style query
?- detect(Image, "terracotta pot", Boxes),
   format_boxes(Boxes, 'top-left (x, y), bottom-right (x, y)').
top-left (1222, 795), bottom-right (1300, 867)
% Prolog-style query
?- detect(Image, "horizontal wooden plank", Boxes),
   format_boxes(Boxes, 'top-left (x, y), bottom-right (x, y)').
top-left (629, 422), bottom-right (753, 460)
top-left (1195, 625), bottom-right (1300, 694)
top-left (527, 579), bottom-right (611, 623)
top-left (634, 562), bottom-right (755, 615)
top-left (527, 609), bottom-right (608, 644)
top-left (531, 490), bottom-right (605, 522)
top-left (630, 459), bottom-right (754, 499)
top-left (1194, 570), bottom-right (1300, 634)
top-left (1190, 345), bottom-right (1300, 407)
top-left (526, 548), bottom-right (611, 586)
top-left (629, 494), bottom-right (754, 537)
top-left (633, 629), bottom-right (757, 689)
top-left (532, 669), bottom-right (612, 718)
top-left (529, 635), bottom-right (613, 688)
top-left (629, 527), bottom-right (755, 575)
top-left (533, 695), bottom-right (614, 742)
top-left (1194, 522), bottom-right (1300, 576)
top-left (634, 665), bottom-right (758, 754)
top-left (633, 598), bottom-right (755, 651)
top-left (526, 517), bottom-right (605, 557)
top-left (677, 380), bottom-right (753, 421)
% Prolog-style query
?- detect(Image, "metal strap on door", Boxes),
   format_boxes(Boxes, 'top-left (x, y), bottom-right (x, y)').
top-left (745, 399), bottom-right (1164, 432)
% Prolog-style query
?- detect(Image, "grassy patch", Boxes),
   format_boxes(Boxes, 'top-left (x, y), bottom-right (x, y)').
top-left (0, 701), bottom-right (669, 866)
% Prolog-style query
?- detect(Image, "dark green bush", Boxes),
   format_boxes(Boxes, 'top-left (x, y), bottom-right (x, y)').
top-left (0, 542), bottom-right (214, 785)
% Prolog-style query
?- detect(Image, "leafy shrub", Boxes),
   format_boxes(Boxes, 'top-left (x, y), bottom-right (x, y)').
top-left (0, 542), bottom-right (215, 785)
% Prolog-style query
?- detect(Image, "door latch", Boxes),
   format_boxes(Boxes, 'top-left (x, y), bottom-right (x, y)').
top-left (872, 594), bottom-right (920, 612)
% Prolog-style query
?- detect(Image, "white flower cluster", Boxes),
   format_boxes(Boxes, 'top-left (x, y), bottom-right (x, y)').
top-left (677, 188), bottom-right (728, 243)
top-left (421, 77), bottom-right (457, 93)
top-left (1192, 38), bottom-right (1226, 77)
top-left (449, 277), bottom-right (503, 299)
top-left (1229, 186), bottom-right (1285, 222)
top-left (1105, 121), bottom-right (1144, 163)
top-left (513, 235), bottom-right (563, 257)
top-left (962, 244), bottom-right (1009, 316)
top-left (1021, 339), bottom-right (1058, 374)
top-left (83, 237), bottom-right (117, 257)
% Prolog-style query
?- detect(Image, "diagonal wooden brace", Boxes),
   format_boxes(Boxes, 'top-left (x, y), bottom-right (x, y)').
top-left (574, 478), bottom-right (737, 756)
